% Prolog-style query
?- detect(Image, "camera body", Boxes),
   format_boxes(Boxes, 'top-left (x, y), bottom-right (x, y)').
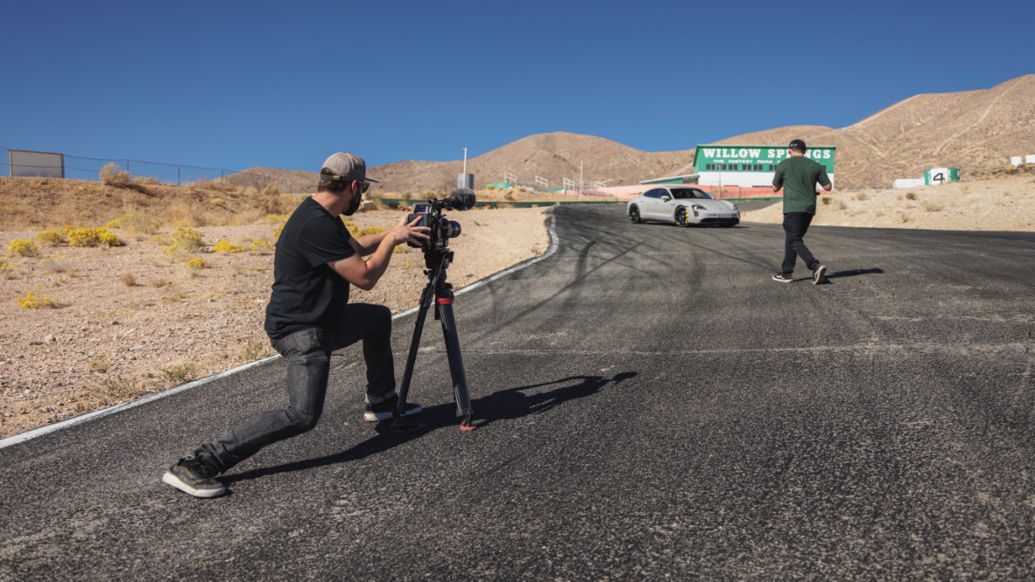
top-left (405, 189), bottom-right (476, 252)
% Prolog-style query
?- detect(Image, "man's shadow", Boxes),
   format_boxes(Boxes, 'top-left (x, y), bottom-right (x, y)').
top-left (820, 267), bottom-right (884, 284)
top-left (222, 372), bottom-right (637, 485)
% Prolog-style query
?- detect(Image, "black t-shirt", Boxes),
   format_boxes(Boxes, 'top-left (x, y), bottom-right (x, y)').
top-left (264, 197), bottom-right (356, 337)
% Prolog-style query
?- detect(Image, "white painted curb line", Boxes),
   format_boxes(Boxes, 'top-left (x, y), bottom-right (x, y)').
top-left (0, 212), bottom-right (560, 450)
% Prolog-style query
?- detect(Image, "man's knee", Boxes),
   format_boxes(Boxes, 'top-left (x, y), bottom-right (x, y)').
top-left (284, 406), bottom-right (321, 434)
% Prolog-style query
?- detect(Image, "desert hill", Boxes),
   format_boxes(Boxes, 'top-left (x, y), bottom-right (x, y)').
top-left (232, 74), bottom-right (1035, 192)
top-left (369, 132), bottom-right (694, 193)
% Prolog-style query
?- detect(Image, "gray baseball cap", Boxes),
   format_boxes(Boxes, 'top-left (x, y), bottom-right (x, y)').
top-left (320, 152), bottom-right (379, 183)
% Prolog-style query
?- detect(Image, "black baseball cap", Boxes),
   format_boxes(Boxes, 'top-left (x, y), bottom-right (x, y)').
top-left (788, 139), bottom-right (807, 151)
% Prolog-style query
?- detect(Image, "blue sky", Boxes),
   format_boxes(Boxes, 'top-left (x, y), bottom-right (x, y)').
top-left (1, 0), bottom-right (1033, 172)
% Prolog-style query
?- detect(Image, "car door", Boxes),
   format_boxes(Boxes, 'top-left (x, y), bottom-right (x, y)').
top-left (642, 188), bottom-right (666, 220)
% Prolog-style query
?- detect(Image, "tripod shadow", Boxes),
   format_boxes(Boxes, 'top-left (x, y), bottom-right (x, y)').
top-left (222, 372), bottom-right (637, 485)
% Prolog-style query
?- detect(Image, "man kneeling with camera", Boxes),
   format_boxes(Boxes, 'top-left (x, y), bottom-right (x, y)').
top-left (163, 152), bottom-right (430, 498)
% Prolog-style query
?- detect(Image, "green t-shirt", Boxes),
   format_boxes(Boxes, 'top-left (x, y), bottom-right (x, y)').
top-left (773, 156), bottom-right (831, 214)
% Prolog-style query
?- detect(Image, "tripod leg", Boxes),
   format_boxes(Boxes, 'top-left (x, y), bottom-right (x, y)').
top-left (435, 290), bottom-right (476, 431)
top-left (394, 282), bottom-right (435, 418)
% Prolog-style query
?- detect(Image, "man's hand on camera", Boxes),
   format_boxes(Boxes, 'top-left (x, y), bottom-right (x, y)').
top-left (390, 216), bottom-right (430, 246)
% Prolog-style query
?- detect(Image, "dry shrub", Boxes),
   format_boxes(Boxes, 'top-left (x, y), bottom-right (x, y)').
top-left (163, 226), bottom-right (206, 255)
top-left (353, 226), bottom-right (385, 236)
top-left (855, 192), bottom-right (869, 201)
top-left (86, 354), bottom-right (110, 374)
top-left (923, 202), bottom-right (944, 212)
top-left (273, 224), bottom-right (285, 240)
top-left (100, 163), bottom-right (132, 186)
top-left (41, 255), bottom-right (74, 274)
top-left (136, 176), bottom-right (159, 186)
top-left (161, 363), bottom-right (197, 384)
top-left (820, 197), bottom-right (832, 206)
top-left (91, 374), bottom-right (140, 403)
top-left (7, 239), bottom-right (38, 257)
top-left (184, 256), bottom-right (206, 270)
top-left (0, 259), bottom-right (16, 279)
top-left (905, 192), bottom-right (918, 201)
top-left (259, 185), bottom-right (283, 214)
top-left (120, 273), bottom-right (137, 287)
top-left (117, 211), bottom-right (162, 235)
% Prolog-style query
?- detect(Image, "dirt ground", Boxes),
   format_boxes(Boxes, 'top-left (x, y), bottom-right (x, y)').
top-left (0, 206), bottom-right (551, 438)
top-left (740, 174), bottom-right (1035, 231)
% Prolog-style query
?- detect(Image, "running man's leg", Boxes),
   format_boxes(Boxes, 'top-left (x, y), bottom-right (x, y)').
top-left (784, 212), bottom-right (819, 273)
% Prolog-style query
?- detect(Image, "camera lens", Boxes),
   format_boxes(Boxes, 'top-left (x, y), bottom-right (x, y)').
top-left (445, 220), bottom-right (461, 239)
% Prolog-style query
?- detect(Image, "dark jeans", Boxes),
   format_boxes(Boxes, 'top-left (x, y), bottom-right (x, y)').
top-left (781, 212), bottom-right (819, 275)
top-left (194, 303), bottom-right (396, 472)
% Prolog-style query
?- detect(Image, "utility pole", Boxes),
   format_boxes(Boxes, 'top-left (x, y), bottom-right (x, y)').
top-left (462, 147), bottom-right (468, 176)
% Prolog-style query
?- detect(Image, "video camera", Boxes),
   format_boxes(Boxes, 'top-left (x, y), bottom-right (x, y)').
top-left (406, 188), bottom-right (477, 252)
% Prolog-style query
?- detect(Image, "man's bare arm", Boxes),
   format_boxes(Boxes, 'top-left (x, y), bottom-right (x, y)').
top-left (331, 218), bottom-right (428, 290)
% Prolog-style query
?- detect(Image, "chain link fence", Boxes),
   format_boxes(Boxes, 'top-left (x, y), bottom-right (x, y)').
top-left (1, 145), bottom-right (312, 192)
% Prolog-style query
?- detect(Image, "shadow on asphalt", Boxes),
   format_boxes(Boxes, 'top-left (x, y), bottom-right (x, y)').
top-left (826, 267), bottom-right (884, 280)
top-left (221, 372), bottom-right (638, 486)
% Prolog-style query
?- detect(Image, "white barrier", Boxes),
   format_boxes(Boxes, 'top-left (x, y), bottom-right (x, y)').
top-left (1011, 156), bottom-right (1024, 167)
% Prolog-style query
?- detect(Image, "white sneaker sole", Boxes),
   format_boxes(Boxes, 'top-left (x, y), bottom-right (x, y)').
top-left (363, 404), bottom-right (423, 422)
top-left (813, 265), bottom-right (828, 285)
top-left (162, 471), bottom-right (225, 498)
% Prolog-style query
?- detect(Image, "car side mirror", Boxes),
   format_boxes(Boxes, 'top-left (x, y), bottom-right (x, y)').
top-left (661, 195), bottom-right (671, 202)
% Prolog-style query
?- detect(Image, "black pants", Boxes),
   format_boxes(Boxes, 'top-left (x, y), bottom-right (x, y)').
top-left (194, 303), bottom-right (396, 472)
top-left (781, 212), bottom-right (819, 275)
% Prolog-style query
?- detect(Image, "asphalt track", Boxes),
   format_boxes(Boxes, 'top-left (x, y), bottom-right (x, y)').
top-left (2, 205), bottom-right (1034, 580)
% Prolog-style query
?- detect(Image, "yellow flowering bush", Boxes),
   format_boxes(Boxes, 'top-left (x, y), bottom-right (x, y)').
top-left (212, 239), bottom-right (243, 253)
top-left (7, 239), bottom-right (38, 257)
top-left (36, 228), bottom-right (66, 246)
top-left (184, 256), bottom-right (206, 269)
top-left (250, 239), bottom-right (274, 252)
top-left (67, 227), bottom-right (123, 248)
top-left (17, 291), bottom-right (56, 309)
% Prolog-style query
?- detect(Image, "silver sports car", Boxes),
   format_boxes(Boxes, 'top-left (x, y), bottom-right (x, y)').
top-left (627, 186), bottom-right (740, 227)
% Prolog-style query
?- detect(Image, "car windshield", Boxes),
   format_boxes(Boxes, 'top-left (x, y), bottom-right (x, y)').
top-left (670, 189), bottom-right (712, 200)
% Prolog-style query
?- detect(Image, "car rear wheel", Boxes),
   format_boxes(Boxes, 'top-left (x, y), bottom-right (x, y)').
top-left (675, 206), bottom-right (689, 227)
top-left (629, 206), bottom-right (641, 223)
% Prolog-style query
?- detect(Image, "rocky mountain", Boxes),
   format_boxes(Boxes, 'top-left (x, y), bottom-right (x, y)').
top-left (231, 74), bottom-right (1035, 192)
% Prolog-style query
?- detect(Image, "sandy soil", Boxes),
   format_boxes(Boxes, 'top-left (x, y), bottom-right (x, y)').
top-left (741, 174), bottom-right (1035, 231)
top-left (0, 207), bottom-right (551, 438)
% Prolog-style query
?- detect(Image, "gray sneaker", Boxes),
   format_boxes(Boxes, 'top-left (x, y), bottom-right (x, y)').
top-left (163, 456), bottom-right (225, 498)
top-left (813, 265), bottom-right (828, 285)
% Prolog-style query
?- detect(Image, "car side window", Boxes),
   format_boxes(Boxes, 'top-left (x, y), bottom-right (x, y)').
top-left (644, 189), bottom-right (664, 199)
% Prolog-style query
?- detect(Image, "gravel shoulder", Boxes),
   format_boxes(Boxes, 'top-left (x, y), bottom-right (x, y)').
top-left (0, 206), bottom-right (551, 438)
top-left (740, 175), bottom-right (1035, 231)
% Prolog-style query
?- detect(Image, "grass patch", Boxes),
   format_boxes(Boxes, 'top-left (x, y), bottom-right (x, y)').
top-left (160, 363), bottom-right (196, 384)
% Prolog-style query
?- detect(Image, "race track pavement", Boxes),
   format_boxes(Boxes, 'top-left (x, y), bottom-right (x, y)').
top-left (2, 205), bottom-right (1034, 580)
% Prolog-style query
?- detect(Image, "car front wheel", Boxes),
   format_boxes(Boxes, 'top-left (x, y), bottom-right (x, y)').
top-left (629, 206), bottom-right (641, 223)
top-left (675, 206), bottom-right (689, 226)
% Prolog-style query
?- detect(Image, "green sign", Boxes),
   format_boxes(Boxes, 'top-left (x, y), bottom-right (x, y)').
top-left (693, 145), bottom-right (836, 174)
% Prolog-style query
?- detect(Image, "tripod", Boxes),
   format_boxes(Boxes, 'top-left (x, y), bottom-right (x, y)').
top-left (393, 247), bottom-right (477, 431)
